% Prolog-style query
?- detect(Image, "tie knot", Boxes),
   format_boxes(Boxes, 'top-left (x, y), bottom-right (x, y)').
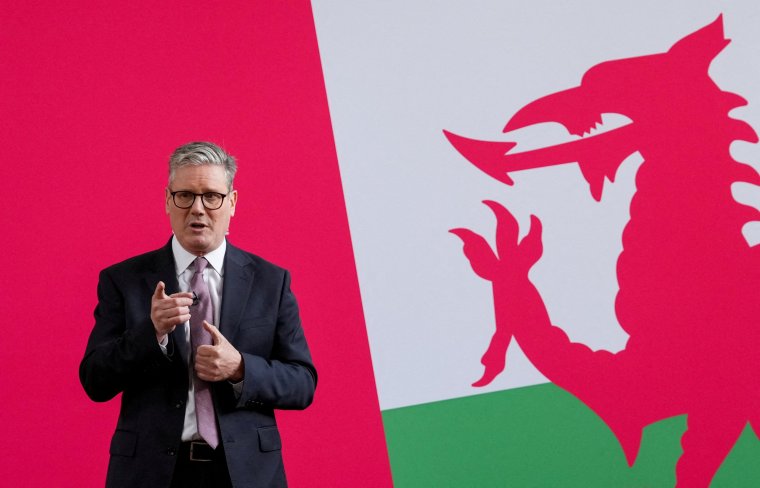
top-left (194, 257), bottom-right (208, 274)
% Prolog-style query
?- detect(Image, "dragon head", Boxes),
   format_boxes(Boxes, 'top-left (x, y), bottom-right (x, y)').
top-left (445, 15), bottom-right (735, 201)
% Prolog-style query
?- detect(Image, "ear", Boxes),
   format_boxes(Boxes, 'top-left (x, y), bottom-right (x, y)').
top-left (229, 189), bottom-right (238, 217)
top-left (165, 187), bottom-right (172, 214)
top-left (668, 15), bottom-right (729, 71)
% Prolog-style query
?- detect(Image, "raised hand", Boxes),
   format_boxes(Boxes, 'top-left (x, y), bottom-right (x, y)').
top-left (150, 281), bottom-right (194, 343)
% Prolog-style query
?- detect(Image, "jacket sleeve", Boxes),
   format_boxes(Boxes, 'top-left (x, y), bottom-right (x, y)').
top-left (234, 271), bottom-right (317, 410)
top-left (79, 267), bottom-right (176, 402)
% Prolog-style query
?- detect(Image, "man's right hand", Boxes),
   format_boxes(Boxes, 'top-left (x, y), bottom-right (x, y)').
top-left (151, 281), bottom-right (194, 343)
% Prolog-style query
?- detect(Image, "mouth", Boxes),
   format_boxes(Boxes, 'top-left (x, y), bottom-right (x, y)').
top-left (445, 98), bottom-right (637, 202)
top-left (189, 222), bottom-right (208, 231)
top-left (445, 123), bottom-right (636, 201)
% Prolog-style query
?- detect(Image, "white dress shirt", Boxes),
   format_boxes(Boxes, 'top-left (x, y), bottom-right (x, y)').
top-left (171, 236), bottom-right (226, 442)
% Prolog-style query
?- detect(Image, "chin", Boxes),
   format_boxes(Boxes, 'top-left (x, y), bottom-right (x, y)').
top-left (180, 236), bottom-right (211, 253)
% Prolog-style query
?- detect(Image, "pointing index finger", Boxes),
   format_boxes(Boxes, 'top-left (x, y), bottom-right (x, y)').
top-left (153, 281), bottom-right (168, 299)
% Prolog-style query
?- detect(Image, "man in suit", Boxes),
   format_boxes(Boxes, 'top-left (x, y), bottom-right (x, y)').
top-left (80, 141), bottom-right (317, 488)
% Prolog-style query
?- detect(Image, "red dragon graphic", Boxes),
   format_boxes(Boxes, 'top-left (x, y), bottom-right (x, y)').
top-left (444, 16), bottom-right (760, 487)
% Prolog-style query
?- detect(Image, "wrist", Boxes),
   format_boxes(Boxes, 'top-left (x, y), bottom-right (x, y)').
top-left (229, 353), bottom-right (244, 382)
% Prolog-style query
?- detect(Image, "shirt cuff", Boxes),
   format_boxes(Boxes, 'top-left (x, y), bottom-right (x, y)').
top-left (229, 379), bottom-right (244, 399)
top-left (158, 335), bottom-right (169, 355)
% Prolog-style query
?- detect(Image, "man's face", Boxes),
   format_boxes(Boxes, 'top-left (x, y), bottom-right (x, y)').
top-left (166, 164), bottom-right (237, 255)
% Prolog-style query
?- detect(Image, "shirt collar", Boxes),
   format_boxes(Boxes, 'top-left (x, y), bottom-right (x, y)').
top-left (171, 236), bottom-right (226, 276)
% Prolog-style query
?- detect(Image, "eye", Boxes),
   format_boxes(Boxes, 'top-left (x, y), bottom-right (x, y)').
top-left (203, 192), bottom-right (223, 205)
top-left (175, 191), bottom-right (194, 204)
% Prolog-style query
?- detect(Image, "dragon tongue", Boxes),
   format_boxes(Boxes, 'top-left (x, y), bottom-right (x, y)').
top-left (443, 130), bottom-right (517, 185)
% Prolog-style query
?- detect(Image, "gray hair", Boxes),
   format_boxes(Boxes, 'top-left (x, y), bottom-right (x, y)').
top-left (168, 141), bottom-right (237, 189)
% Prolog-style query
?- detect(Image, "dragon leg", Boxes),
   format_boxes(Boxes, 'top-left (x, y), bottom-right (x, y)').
top-left (453, 201), bottom-right (647, 464)
top-left (675, 410), bottom-right (746, 488)
top-left (451, 200), bottom-right (543, 387)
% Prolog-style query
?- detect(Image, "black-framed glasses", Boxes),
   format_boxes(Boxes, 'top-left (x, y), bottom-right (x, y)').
top-left (170, 191), bottom-right (228, 210)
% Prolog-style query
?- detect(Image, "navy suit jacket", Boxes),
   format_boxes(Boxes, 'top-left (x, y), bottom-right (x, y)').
top-left (80, 240), bottom-right (317, 488)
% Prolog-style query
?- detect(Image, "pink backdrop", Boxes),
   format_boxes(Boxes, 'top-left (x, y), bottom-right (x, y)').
top-left (1, 2), bottom-right (392, 486)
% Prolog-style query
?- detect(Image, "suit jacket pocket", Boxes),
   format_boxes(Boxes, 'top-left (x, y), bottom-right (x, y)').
top-left (257, 426), bottom-right (282, 452)
top-left (110, 429), bottom-right (137, 457)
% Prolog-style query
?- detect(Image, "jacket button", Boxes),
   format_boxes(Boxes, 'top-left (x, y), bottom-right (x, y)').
top-left (166, 448), bottom-right (176, 456)
top-left (175, 401), bottom-right (184, 409)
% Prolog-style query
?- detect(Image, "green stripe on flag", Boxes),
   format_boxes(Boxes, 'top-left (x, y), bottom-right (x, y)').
top-left (382, 383), bottom-right (760, 487)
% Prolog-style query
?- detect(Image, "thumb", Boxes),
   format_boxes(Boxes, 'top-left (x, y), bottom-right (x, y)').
top-left (203, 320), bottom-right (223, 345)
top-left (153, 281), bottom-right (168, 299)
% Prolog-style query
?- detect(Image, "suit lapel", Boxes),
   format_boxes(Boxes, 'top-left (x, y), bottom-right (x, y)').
top-left (144, 240), bottom-right (179, 294)
top-left (220, 242), bottom-right (256, 338)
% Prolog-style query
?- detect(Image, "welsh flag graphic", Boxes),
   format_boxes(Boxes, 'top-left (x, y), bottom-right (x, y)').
top-left (314, 2), bottom-right (760, 487)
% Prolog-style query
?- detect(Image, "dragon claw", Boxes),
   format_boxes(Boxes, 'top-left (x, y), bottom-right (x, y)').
top-left (449, 228), bottom-right (499, 281)
top-left (451, 202), bottom-right (544, 281)
top-left (485, 201), bottom-right (544, 272)
top-left (519, 215), bottom-right (543, 269)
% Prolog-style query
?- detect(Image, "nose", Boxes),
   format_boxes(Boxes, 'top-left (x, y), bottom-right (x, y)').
top-left (190, 195), bottom-right (206, 214)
